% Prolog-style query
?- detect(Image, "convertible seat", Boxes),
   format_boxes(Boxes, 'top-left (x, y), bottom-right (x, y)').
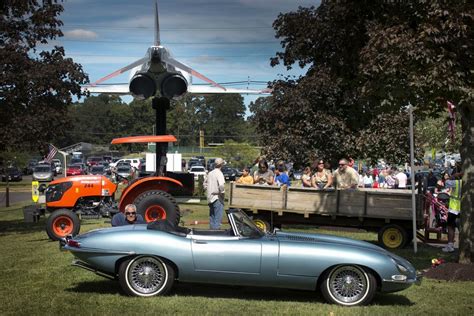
top-left (147, 220), bottom-right (190, 237)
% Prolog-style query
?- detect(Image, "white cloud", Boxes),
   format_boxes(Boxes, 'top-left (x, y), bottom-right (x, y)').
top-left (64, 29), bottom-right (98, 39)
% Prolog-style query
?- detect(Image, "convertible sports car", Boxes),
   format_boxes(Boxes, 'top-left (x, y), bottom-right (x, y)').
top-left (61, 209), bottom-right (421, 306)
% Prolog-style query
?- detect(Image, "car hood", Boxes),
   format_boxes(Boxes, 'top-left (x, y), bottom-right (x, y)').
top-left (34, 172), bottom-right (52, 177)
top-left (274, 231), bottom-right (388, 254)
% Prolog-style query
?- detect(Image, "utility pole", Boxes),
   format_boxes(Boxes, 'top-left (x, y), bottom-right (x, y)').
top-left (409, 103), bottom-right (417, 253)
top-left (199, 130), bottom-right (204, 153)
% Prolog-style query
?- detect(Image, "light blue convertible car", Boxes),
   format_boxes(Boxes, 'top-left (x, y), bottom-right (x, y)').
top-left (61, 209), bottom-right (421, 306)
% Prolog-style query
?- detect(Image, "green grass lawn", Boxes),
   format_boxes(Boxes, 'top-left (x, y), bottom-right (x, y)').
top-left (0, 202), bottom-right (472, 316)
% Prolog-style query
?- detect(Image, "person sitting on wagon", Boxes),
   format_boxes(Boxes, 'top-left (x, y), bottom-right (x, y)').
top-left (236, 167), bottom-right (254, 185)
top-left (253, 159), bottom-right (274, 185)
top-left (311, 159), bottom-right (333, 189)
top-left (112, 204), bottom-right (145, 226)
top-left (301, 166), bottom-right (312, 187)
top-left (274, 165), bottom-right (291, 187)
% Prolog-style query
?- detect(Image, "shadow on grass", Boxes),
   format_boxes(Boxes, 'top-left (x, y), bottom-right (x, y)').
top-left (67, 279), bottom-right (413, 306)
top-left (0, 218), bottom-right (47, 236)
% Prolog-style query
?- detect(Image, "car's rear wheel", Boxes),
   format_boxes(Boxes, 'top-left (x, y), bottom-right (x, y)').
top-left (46, 209), bottom-right (80, 241)
top-left (134, 190), bottom-right (180, 225)
top-left (119, 256), bottom-right (175, 297)
top-left (320, 265), bottom-right (376, 306)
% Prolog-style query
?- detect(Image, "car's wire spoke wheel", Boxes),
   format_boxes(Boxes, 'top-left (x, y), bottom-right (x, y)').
top-left (120, 256), bottom-right (175, 297)
top-left (321, 265), bottom-right (376, 306)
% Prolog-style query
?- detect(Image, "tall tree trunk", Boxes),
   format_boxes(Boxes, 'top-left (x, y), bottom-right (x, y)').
top-left (459, 103), bottom-right (474, 264)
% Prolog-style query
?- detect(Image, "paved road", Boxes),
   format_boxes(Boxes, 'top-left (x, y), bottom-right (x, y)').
top-left (0, 190), bottom-right (32, 205)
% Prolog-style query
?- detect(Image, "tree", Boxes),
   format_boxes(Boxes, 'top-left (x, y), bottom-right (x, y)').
top-left (257, 1), bottom-right (472, 262)
top-left (212, 140), bottom-right (260, 168)
top-left (0, 0), bottom-right (88, 152)
top-left (416, 113), bottom-right (462, 154)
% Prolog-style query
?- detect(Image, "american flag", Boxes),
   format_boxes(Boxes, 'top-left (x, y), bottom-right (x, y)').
top-left (44, 144), bottom-right (58, 163)
top-left (447, 101), bottom-right (456, 142)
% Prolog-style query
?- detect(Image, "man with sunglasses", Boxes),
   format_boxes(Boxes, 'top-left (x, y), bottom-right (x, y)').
top-left (111, 204), bottom-right (145, 226)
top-left (333, 158), bottom-right (359, 190)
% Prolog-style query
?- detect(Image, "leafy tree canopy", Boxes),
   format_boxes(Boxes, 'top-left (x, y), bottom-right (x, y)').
top-left (0, 0), bottom-right (88, 152)
top-left (254, 0), bottom-right (473, 262)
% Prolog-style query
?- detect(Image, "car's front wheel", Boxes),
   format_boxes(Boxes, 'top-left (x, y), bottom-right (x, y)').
top-left (320, 265), bottom-right (376, 306)
top-left (119, 256), bottom-right (175, 297)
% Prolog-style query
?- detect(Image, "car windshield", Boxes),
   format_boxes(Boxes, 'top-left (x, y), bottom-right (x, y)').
top-left (91, 167), bottom-right (104, 172)
top-left (191, 167), bottom-right (205, 172)
top-left (231, 211), bottom-right (264, 238)
top-left (35, 166), bottom-right (51, 172)
top-left (7, 167), bottom-right (19, 173)
top-left (117, 166), bottom-right (130, 172)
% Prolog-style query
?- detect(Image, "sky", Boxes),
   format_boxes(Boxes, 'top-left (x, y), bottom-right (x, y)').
top-left (51, 0), bottom-right (319, 108)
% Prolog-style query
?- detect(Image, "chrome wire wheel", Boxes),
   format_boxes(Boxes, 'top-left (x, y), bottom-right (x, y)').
top-left (125, 256), bottom-right (168, 296)
top-left (326, 265), bottom-right (370, 306)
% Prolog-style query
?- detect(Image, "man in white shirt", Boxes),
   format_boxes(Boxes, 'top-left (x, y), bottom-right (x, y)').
top-left (204, 157), bottom-right (225, 229)
top-left (395, 169), bottom-right (408, 189)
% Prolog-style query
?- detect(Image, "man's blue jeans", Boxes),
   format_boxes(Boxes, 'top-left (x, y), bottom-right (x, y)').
top-left (209, 199), bottom-right (224, 229)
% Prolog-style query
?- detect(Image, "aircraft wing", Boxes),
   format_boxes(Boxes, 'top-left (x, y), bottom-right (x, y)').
top-left (188, 85), bottom-right (270, 95)
top-left (82, 84), bottom-right (130, 95)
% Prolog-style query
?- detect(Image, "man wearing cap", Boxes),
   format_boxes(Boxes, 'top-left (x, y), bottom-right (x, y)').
top-left (204, 157), bottom-right (226, 229)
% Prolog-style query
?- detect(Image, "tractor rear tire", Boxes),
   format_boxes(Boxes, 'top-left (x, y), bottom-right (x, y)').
top-left (46, 209), bottom-right (81, 241)
top-left (134, 190), bottom-right (180, 226)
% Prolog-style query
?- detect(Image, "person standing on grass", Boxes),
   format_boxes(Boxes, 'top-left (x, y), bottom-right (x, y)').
top-left (442, 173), bottom-right (463, 253)
top-left (204, 157), bottom-right (225, 229)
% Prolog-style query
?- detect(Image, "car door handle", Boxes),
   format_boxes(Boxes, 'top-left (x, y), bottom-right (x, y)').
top-left (193, 240), bottom-right (207, 244)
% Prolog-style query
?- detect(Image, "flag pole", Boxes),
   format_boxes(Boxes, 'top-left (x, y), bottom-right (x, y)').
top-left (409, 103), bottom-right (418, 253)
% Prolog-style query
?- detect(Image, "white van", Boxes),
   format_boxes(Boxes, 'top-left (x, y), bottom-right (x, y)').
top-left (109, 158), bottom-right (141, 170)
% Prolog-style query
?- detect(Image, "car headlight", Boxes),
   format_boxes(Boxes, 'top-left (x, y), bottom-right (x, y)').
top-left (390, 257), bottom-right (409, 274)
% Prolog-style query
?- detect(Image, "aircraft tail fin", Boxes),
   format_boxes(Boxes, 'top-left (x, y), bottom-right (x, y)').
top-left (154, 0), bottom-right (161, 45)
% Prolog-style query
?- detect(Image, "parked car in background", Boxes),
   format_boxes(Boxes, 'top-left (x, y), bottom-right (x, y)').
top-left (86, 156), bottom-right (103, 167)
top-left (89, 165), bottom-right (106, 175)
top-left (115, 164), bottom-right (133, 180)
top-left (195, 155), bottom-right (206, 167)
top-left (71, 157), bottom-right (83, 165)
top-left (109, 158), bottom-right (141, 170)
top-left (1, 166), bottom-right (23, 182)
top-left (24, 159), bottom-right (38, 175)
top-left (66, 164), bottom-right (86, 176)
top-left (206, 158), bottom-right (216, 171)
top-left (221, 166), bottom-right (237, 181)
top-left (189, 165), bottom-right (206, 180)
top-left (292, 169), bottom-right (303, 180)
top-left (188, 158), bottom-right (201, 170)
top-left (32, 164), bottom-right (54, 182)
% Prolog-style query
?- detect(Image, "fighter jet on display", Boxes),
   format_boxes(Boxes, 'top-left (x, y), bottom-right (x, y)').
top-left (83, 1), bottom-right (269, 100)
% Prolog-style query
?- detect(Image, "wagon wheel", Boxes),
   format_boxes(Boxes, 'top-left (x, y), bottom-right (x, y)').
top-left (253, 217), bottom-right (271, 233)
top-left (378, 224), bottom-right (408, 249)
top-left (46, 209), bottom-right (80, 241)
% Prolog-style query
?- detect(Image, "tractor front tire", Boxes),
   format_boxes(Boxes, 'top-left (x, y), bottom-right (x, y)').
top-left (46, 209), bottom-right (81, 241)
top-left (134, 190), bottom-right (180, 226)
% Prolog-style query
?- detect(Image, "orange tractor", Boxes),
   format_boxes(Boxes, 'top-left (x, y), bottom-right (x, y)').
top-left (44, 135), bottom-right (193, 240)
